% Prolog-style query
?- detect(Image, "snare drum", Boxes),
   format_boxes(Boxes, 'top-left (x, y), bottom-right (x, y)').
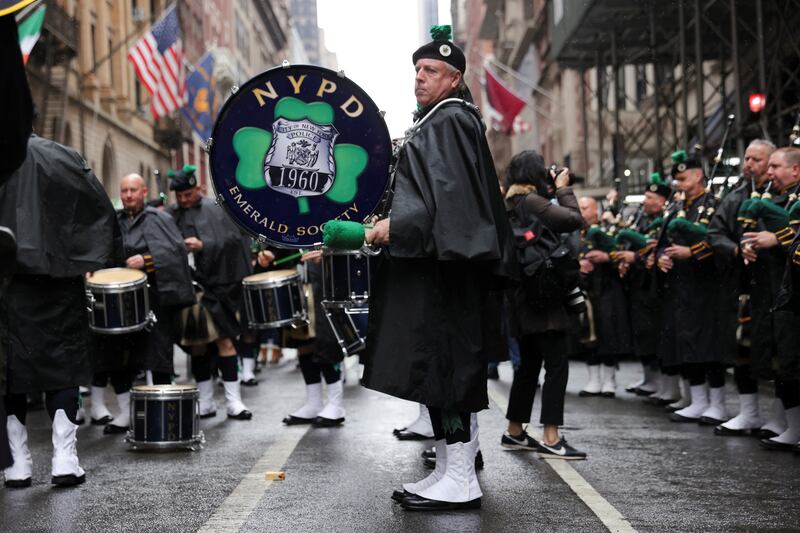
top-left (242, 269), bottom-right (308, 329)
top-left (324, 307), bottom-right (368, 356)
top-left (321, 249), bottom-right (370, 308)
top-left (126, 385), bottom-right (204, 451)
top-left (86, 268), bottom-right (155, 334)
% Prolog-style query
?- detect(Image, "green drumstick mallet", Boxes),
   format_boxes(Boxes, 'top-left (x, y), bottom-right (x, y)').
top-left (323, 220), bottom-right (369, 250)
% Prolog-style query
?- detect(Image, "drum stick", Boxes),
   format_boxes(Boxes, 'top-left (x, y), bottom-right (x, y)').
top-left (272, 250), bottom-right (305, 266)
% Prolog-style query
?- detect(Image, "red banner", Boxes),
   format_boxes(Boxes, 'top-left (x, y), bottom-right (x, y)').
top-left (484, 67), bottom-right (527, 134)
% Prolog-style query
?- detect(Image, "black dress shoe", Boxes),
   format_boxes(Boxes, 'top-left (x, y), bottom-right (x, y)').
top-left (401, 494), bottom-right (481, 511)
top-left (312, 416), bottom-right (344, 427)
top-left (669, 412), bottom-right (699, 422)
top-left (421, 447), bottom-right (436, 459)
top-left (391, 489), bottom-right (411, 503)
top-left (600, 391), bottom-right (616, 398)
top-left (423, 450), bottom-right (484, 470)
top-left (103, 424), bottom-right (129, 434)
top-left (756, 428), bottom-right (779, 439)
top-left (199, 411), bottom-right (217, 419)
top-left (283, 414), bottom-right (314, 425)
top-left (632, 387), bottom-right (656, 397)
top-left (578, 390), bottom-right (602, 397)
top-left (644, 397), bottom-right (677, 406)
top-left (91, 415), bottom-right (113, 426)
top-left (395, 429), bottom-right (433, 441)
top-left (4, 478), bottom-right (31, 488)
top-left (240, 378), bottom-right (258, 387)
top-left (759, 438), bottom-right (794, 451)
top-left (714, 425), bottom-right (754, 436)
top-left (52, 473), bottom-right (86, 487)
top-left (228, 410), bottom-right (253, 420)
top-left (699, 416), bottom-right (725, 426)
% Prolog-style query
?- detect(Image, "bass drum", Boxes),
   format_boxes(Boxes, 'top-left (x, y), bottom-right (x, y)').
top-left (207, 64), bottom-right (392, 249)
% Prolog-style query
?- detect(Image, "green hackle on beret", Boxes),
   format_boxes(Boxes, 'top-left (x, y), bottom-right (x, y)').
top-left (671, 150), bottom-right (687, 163)
top-left (430, 25), bottom-right (452, 42)
top-left (650, 172), bottom-right (667, 186)
top-left (323, 220), bottom-right (365, 250)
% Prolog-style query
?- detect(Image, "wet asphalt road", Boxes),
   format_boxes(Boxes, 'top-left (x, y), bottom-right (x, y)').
top-left (1, 354), bottom-right (799, 533)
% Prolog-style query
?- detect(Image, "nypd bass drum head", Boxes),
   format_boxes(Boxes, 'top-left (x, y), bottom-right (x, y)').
top-left (208, 64), bottom-right (392, 249)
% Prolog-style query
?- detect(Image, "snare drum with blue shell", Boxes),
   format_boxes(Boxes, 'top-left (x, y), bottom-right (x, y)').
top-left (207, 64), bottom-right (392, 249)
top-left (242, 269), bottom-right (308, 329)
top-left (126, 385), bottom-right (204, 451)
top-left (321, 248), bottom-right (370, 309)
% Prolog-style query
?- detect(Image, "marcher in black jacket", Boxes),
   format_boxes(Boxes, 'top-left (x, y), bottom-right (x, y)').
top-left (501, 150), bottom-right (587, 460)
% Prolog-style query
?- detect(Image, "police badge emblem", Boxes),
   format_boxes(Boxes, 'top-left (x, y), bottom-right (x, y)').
top-left (208, 65), bottom-right (392, 248)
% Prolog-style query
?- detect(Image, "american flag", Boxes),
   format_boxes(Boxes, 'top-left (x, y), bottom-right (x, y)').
top-left (127, 5), bottom-right (183, 119)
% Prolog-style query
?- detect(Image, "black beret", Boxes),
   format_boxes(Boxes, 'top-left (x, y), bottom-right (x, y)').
top-left (647, 172), bottom-right (671, 198)
top-left (412, 25), bottom-right (466, 74)
top-left (670, 149), bottom-right (703, 177)
top-left (168, 164), bottom-right (198, 191)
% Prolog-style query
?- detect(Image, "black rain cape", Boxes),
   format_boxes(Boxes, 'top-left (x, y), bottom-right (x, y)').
top-left (124, 206), bottom-right (195, 308)
top-left (0, 135), bottom-right (118, 395)
top-left (361, 99), bottom-right (517, 413)
top-left (0, 135), bottom-right (119, 277)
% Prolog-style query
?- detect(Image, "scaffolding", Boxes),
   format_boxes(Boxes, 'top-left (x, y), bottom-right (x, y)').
top-left (550, 0), bottom-right (800, 194)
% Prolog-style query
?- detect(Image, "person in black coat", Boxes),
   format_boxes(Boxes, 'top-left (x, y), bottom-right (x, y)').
top-left (741, 147), bottom-right (800, 450)
top-left (1, 135), bottom-right (118, 487)
top-left (167, 166), bottom-right (253, 421)
top-left (90, 174), bottom-right (194, 434)
top-left (577, 197), bottom-right (632, 398)
top-left (363, 27), bottom-right (517, 511)
top-left (708, 139), bottom-right (781, 436)
top-left (0, 8), bottom-right (35, 473)
top-left (501, 150), bottom-right (587, 460)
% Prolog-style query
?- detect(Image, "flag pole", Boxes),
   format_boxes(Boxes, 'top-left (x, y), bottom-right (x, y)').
top-left (480, 53), bottom-right (554, 102)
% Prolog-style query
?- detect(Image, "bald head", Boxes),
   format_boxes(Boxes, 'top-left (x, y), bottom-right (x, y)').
top-left (120, 173), bottom-right (148, 214)
top-left (579, 196), bottom-right (599, 225)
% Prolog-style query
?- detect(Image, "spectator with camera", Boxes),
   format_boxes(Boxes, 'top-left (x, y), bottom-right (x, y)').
top-left (501, 150), bottom-right (587, 460)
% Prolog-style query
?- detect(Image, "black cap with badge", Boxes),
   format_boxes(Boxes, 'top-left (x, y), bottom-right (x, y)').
top-left (168, 164), bottom-right (198, 191)
top-left (670, 149), bottom-right (703, 177)
top-left (647, 172), bottom-right (671, 198)
top-left (412, 25), bottom-right (466, 74)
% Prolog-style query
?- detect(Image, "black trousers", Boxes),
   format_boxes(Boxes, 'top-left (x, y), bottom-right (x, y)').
top-left (506, 330), bottom-right (569, 426)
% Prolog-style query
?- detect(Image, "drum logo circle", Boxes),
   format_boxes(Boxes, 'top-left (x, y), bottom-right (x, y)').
top-left (209, 65), bottom-right (391, 249)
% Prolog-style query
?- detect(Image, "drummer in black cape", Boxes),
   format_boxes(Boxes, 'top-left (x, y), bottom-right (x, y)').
top-left (1, 134), bottom-right (119, 487)
top-left (89, 173), bottom-right (195, 433)
top-left (362, 25), bottom-right (517, 511)
top-left (254, 250), bottom-right (348, 427)
top-left (167, 166), bottom-right (253, 421)
top-left (0, 8), bottom-right (36, 473)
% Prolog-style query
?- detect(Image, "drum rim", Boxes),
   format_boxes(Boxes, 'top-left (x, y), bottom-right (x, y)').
top-left (131, 383), bottom-right (198, 392)
top-left (207, 63), bottom-right (393, 250)
top-left (242, 270), bottom-right (301, 287)
top-left (89, 322), bottom-right (149, 335)
top-left (248, 314), bottom-right (308, 330)
top-left (86, 267), bottom-right (147, 290)
top-left (321, 248), bottom-right (368, 257)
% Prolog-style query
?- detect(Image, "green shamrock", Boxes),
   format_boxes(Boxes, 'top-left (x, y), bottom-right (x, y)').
top-left (232, 96), bottom-right (368, 215)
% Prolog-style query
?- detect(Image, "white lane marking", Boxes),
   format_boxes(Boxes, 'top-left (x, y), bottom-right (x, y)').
top-left (487, 381), bottom-right (637, 533)
top-left (197, 425), bottom-right (310, 533)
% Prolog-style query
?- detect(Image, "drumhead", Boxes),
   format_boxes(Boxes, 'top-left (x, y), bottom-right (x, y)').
top-left (87, 268), bottom-right (146, 285)
top-left (132, 384), bottom-right (198, 393)
top-left (208, 64), bottom-right (392, 249)
top-left (243, 269), bottom-right (299, 284)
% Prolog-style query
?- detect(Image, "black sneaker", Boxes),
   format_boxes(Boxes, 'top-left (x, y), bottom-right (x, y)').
top-left (501, 430), bottom-right (539, 451)
top-left (537, 437), bottom-right (586, 460)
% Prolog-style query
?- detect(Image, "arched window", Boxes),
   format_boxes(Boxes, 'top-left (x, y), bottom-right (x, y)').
top-left (101, 136), bottom-right (119, 206)
top-left (63, 123), bottom-right (73, 148)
